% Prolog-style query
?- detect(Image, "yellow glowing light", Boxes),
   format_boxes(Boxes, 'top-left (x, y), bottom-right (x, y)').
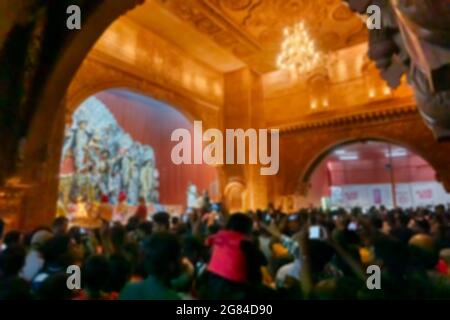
top-left (383, 86), bottom-right (391, 95)
top-left (368, 88), bottom-right (376, 98)
top-left (277, 21), bottom-right (324, 75)
top-left (310, 99), bottom-right (318, 110)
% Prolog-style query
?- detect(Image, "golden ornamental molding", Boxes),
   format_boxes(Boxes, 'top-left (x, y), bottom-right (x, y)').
top-left (274, 102), bottom-right (418, 134)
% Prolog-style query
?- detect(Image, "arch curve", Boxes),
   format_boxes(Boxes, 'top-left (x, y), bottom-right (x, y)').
top-left (276, 114), bottom-right (450, 198)
top-left (298, 136), bottom-right (433, 189)
top-left (65, 58), bottom-right (217, 127)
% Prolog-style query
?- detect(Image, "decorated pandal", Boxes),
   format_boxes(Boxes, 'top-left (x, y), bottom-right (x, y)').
top-left (58, 97), bottom-right (161, 228)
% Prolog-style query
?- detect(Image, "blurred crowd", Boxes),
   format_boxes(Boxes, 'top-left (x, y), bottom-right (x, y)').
top-left (1, 203), bottom-right (450, 300)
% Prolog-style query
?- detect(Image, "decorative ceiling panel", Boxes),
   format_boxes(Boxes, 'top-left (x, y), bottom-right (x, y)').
top-left (158, 0), bottom-right (367, 73)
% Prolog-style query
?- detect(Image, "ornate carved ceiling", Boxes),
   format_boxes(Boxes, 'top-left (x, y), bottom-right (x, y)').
top-left (128, 0), bottom-right (367, 73)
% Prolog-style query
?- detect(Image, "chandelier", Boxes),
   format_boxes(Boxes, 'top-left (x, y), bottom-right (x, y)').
top-left (277, 21), bottom-right (323, 74)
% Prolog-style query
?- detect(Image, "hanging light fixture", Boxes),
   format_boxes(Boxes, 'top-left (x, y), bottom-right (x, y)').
top-left (277, 21), bottom-right (324, 74)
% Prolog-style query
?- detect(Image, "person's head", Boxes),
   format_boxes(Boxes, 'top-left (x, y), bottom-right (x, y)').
top-left (182, 235), bottom-right (205, 265)
top-left (396, 213), bottom-right (410, 228)
top-left (30, 229), bottom-right (53, 250)
top-left (370, 216), bottom-right (383, 231)
top-left (3, 231), bottom-right (23, 248)
top-left (78, 120), bottom-right (87, 129)
top-left (226, 213), bottom-right (253, 236)
top-left (309, 240), bottom-right (335, 274)
top-left (110, 224), bottom-right (126, 250)
top-left (52, 217), bottom-right (69, 235)
top-left (435, 204), bottom-right (446, 216)
top-left (82, 255), bottom-right (111, 294)
top-left (171, 216), bottom-right (180, 226)
top-left (430, 218), bottom-right (445, 237)
top-left (142, 233), bottom-right (181, 282)
top-left (0, 245), bottom-right (26, 277)
top-left (126, 216), bottom-right (140, 231)
top-left (41, 235), bottom-right (75, 268)
top-left (153, 212), bottom-right (170, 233)
top-left (105, 254), bottom-right (132, 293)
top-left (414, 219), bottom-right (431, 234)
top-left (137, 221), bottom-right (153, 237)
top-left (336, 214), bottom-right (350, 231)
top-left (408, 234), bottom-right (438, 270)
top-left (373, 236), bottom-right (409, 278)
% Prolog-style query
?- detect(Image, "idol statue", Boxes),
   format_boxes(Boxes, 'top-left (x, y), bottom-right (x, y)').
top-left (59, 97), bottom-right (160, 207)
top-left (187, 183), bottom-right (198, 209)
top-left (127, 157), bottom-right (140, 205)
top-left (139, 160), bottom-right (154, 203)
top-left (97, 150), bottom-right (111, 197)
top-left (151, 168), bottom-right (160, 203)
top-left (64, 120), bottom-right (92, 173)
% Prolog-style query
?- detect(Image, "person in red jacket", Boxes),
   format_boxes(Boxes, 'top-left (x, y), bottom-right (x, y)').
top-left (199, 213), bottom-right (268, 299)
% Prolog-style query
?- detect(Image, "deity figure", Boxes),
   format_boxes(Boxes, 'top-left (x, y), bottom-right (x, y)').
top-left (65, 120), bottom-right (92, 172)
top-left (120, 151), bottom-right (132, 194)
top-left (87, 166), bottom-right (101, 203)
top-left (127, 158), bottom-right (140, 205)
top-left (87, 129), bottom-right (103, 168)
top-left (108, 169), bottom-right (122, 205)
top-left (187, 183), bottom-right (198, 209)
top-left (60, 98), bottom-right (160, 209)
top-left (97, 150), bottom-right (112, 196)
top-left (139, 160), bottom-right (155, 203)
top-left (151, 169), bottom-right (160, 203)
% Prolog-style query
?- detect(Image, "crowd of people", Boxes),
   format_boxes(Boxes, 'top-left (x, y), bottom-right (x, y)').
top-left (1, 203), bottom-right (450, 300)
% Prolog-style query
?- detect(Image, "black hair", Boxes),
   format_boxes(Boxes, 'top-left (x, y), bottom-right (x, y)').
top-left (370, 216), bottom-right (383, 230)
top-left (171, 216), bottom-right (180, 225)
top-left (309, 240), bottom-right (335, 274)
top-left (397, 213), bottom-right (410, 227)
top-left (0, 245), bottom-right (26, 276)
top-left (226, 213), bottom-right (253, 235)
top-left (415, 219), bottom-right (431, 234)
top-left (82, 255), bottom-right (111, 293)
top-left (4, 231), bottom-right (22, 248)
top-left (110, 224), bottom-right (126, 250)
top-left (374, 237), bottom-right (409, 278)
top-left (126, 216), bottom-right (140, 231)
top-left (41, 235), bottom-right (72, 266)
top-left (153, 212), bottom-right (170, 230)
top-left (142, 233), bottom-right (181, 281)
top-left (105, 253), bottom-right (132, 293)
top-left (138, 221), bottom-right (153, 237)
top-left (52, 217), bottom-right (68, 228)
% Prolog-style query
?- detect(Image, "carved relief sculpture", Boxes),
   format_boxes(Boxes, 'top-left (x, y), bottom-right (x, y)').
top-left (344, 0), bottom-right (450, 140)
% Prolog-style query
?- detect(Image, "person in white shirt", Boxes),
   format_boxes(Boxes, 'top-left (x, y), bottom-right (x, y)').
top-left (20, 230), bottom-right (53, 281)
